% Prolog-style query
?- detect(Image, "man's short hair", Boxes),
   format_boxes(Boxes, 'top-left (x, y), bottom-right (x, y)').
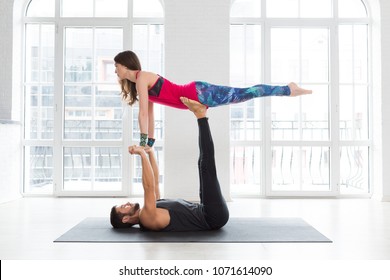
top-left (110, 206), bottom-right (134, 228)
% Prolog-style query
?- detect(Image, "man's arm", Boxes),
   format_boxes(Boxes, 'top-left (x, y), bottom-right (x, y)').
top-left (129, 145), bottom-right (168, 230)
top-left (146, 148), bottom-right (160, 200)
top-left (129, 145), bottom-right (156, 210)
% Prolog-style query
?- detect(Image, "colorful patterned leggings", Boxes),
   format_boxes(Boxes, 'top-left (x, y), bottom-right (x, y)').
top-left (195, 81), bottom-right (291, 107)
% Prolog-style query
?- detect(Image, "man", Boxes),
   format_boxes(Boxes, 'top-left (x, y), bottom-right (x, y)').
top-left (110, 97), bottom-right (229, 231)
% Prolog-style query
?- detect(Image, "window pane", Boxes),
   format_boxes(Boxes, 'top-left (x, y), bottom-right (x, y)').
top-left (25, 24), bottom-right (55, 83)
top-left (272, 146), bottom-right (330, 191)
top-left (339, 85), bottom-right (369, 140)
top-left (95, 85), bottom-right (122, 140)
top-left (245, 25), bottom-right (262, 83)
top-left (271, 27), bottom-right (329, 141)
top-left (65, 28), bottom-right (93, 82)
top-left (133, 25), bottom-right (164, 74)
top-left (94, 147), bottom-right (122, 191)
top-left (339, 0), bottom-right (367, 18)
top-left (25, 86), bottom-right (54, 139)
top-left (148, 25), bottom-right (165, 74)
top-left (271, 28), bottom-right (300, 82)
top-left (24, 146), bottom-right (53, 194)
top-left (94, 28), bottom-right (123, 82)
top-left (340, 146), bottom-right (369, 194)
top-left (301, 85), bottom-right (329, 140)
top-left (64, 148), bottom-right (123, 191)
top-left (231, 146), bottom-right (261, 195)
top-left (25, 24), bottom-right (40, 83)
top-left (301, 147), bottom-right (330, 190)
top-left (267, 0), bottom-right (299, 18)
top-left (63, 147), bottom-right (92, 190)
top-left (272, 146), bottom-right (299, 190)
top-left (25, 24), bottom-right (55, 140)
top-left (353, 85), bottom-right (369, 140)
top-left (231, 100), bottom-right (262, 141)
top-left (133, 25), bottom-right (148, 57)
top-left (339, 26), bottom-right (353, 83)
top-left (301, 29), bottom-right (329, 83)
top-left (62, 0), bottom-right (93, 17)
top-left (271, 97), bottom-right (300, 140)
top-left (353, 25), bottom-right (368, 83)
top-left (64, 86), bottom-right (92, 139)
top-left (64, 28), bottom-right (123, 140)
top-left (231, 0), bottom-right (261, 18)
top-left (271, 27), bottom-right (329, 83)
top-left (26, 0), bottom-right (54, 17)
top-left (230, 25), bottom-right (246, 85)
top-left (133, 0), bottom-right (163, 18)
top-left (41, 25), bottom-right (55, 82)
top-left (95, 0), bottom-right (128, 17)
top-left (267, 0), bottom-right (331, 18)
top-left (300, 0), bottom-right (332, 18)
top-left (339, 25), bottom-right (368, 83)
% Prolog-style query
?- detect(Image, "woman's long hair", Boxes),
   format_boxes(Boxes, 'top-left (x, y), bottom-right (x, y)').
top-left (114, 50), bottom-right (142, 106)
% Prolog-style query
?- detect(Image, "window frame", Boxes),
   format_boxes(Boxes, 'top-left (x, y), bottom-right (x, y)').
top-left (230, 0), bottom-right (372, 198)
top-left (21, 0), bottom-right (165, 197)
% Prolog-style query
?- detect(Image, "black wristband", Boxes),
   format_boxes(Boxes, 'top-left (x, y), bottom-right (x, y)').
top-left (147, 138), bottom-right (155, 147)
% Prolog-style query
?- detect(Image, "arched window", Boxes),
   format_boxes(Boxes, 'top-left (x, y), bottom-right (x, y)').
top-left (230, 0), bottom-right (370, 197)
top-left (23, 0), bottom-right (164, 196)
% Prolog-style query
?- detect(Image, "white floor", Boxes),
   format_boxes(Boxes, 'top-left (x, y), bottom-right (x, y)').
top-left (1, 197), bottom-right (390, 260)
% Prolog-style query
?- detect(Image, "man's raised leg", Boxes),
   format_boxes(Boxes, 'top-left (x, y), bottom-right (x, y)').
top-left (180, 97), bottom-right (229, 230)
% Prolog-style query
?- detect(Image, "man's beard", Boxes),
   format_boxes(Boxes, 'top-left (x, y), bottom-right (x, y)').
top-left (132, 203), bottom-right (140, 214)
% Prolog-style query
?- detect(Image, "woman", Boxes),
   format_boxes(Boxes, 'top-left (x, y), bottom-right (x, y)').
top-left (114, 50), bottom-right (312, 147)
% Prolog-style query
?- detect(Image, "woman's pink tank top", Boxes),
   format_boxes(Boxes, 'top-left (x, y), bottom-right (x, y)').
top-left (144, 74), bottom-right (199, 109)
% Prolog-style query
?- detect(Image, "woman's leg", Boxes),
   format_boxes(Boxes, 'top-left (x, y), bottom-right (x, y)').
top-left (195, 81), bottom-right (311, 107)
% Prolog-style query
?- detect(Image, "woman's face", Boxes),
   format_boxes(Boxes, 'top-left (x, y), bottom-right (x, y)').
top-left (114, 63), bottom-right (127, 80)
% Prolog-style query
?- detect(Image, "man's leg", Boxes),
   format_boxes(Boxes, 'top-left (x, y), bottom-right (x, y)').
top-left (180, 97), bottom-right (229, 229)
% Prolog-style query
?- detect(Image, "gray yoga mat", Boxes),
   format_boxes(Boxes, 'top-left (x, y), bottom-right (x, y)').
top-left (54, 217), bottom-right (331, 243)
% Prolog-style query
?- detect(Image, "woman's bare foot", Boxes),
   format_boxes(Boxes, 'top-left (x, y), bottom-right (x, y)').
top-left (180, 97), bottom-right (207, 118)
top-left (288, 82), bottom-right (312, 97)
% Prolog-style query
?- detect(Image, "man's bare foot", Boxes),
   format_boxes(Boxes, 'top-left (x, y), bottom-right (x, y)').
top-left (288, 82), bottom-right (312, 97)
top-left (180, 97), bottom-right (207, 118)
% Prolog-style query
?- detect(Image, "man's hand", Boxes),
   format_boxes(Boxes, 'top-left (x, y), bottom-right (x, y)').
top-left (144, 145), bottom-right (153, 154)
top-left (128, 145), bottom-right (146, 155)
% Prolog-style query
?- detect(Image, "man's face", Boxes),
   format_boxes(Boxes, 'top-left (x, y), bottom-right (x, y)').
top-left (116, 202), bottom-right (140, 216)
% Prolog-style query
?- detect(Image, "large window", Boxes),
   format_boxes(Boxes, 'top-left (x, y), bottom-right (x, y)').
top-left (230, 0), bottom-right (371, 197)
top-left (23, 0), bottom-right (164, 196)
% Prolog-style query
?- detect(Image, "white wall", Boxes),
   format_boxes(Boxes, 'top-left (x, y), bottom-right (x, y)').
top-left (0, 123), bottom-right (22, 204)
top-left (164, 0), bottom-right (231, 201)
top-left (378, 0), bottom-right (390, 201)
top-left (0, 0), bottom-right (22, 204)
top-left (0, 0), bottom-right (14, 120)
top-left (1, 0), bottom-right (390, 202)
